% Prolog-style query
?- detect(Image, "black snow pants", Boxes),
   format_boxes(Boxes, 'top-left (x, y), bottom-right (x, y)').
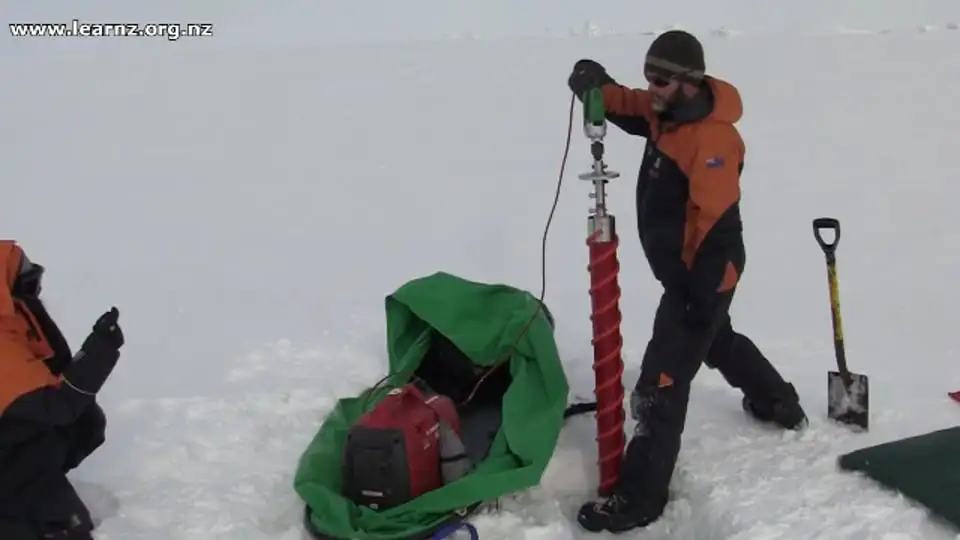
top-left (0, 402), bottom-right (106, 539)
top-left (616, 286), bottom-right (793, 504)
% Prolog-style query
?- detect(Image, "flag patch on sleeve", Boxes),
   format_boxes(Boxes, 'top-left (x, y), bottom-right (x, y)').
top-left (705, 156), bottom-right (725, 168)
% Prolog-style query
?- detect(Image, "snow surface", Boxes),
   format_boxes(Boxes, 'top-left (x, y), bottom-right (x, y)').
top-left (3, 1), bottom-right (960, 538)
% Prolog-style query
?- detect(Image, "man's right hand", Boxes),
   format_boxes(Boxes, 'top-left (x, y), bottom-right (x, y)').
top-left (58, 307), bottom-right (123, 398)
top-left (568, 59), bottom-right (615, 96)
top-left (83, 307), bottom-right (124, 352)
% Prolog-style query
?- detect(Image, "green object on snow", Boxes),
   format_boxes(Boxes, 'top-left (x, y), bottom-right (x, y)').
top-left (838, 426), bottom-right (960, 531)
top-left (293, 271), bottom-right (570, 539)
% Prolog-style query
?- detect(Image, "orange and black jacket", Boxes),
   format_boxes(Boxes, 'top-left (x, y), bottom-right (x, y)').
top-left (0, 241), bottom-right (118, 430)
top-left (598, 76), bottom-right (746, 300)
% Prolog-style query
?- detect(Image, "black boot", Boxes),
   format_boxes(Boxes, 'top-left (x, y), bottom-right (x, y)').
top-left (576, 491), bottom-right (667, 533)
top-left (38, 520), bottom-right (94, 540)
top-left (0, 517), bottom-right (94, 540)
top-left (30, 476), bottom-right (95, 540)
top-left (742, 382), bottom-right (808, 430)
top-left (0, 519), bottom-right (41, 540)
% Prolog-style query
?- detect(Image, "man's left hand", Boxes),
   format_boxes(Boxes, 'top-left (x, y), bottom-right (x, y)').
top-left (568, 59), bottom-right (614, 96)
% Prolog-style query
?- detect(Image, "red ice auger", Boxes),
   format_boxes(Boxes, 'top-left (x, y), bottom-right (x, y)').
top-left (578, 87), bottom-right (626, 497)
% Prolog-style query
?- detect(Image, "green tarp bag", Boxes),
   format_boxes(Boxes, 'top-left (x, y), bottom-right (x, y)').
top-left (837, 426), bottom-right (960, 531)
top-left (293, 272), bottom-right (570, 540)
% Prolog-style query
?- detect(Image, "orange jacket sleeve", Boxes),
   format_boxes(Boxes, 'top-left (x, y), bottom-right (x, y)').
top-left (690, 130), bottom-right (743, 258)
top-left (601, 84), bottom-right (654, 120)
top-left (598, 84), bottom-right (654, 137)
top-left (683, 125), bottom-right (744, 289)
top-left (689, 146), bottom-right (740, 248)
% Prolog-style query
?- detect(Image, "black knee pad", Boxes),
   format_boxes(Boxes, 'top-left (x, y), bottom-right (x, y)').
top-left (629, 382), bottom-right (692, 438)
top-left (630, 388), bottom-right (655, 437)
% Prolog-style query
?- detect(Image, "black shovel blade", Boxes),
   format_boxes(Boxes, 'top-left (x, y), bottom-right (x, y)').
top-left (828, 370), bottom-right (869, 430)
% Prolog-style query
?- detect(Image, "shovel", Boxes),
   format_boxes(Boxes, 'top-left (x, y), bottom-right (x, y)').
top-left (813, 217), bottom-right (869, 431)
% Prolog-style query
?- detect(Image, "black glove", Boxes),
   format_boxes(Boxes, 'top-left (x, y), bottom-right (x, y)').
top-left (567, 59), bottom-right (615, 97)
top-left (61, 308), bottom-right (123, 398)
top-left (81, 307), bottom-right (124, 352)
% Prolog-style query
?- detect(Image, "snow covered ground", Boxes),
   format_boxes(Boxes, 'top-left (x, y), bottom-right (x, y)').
top-left (3, 1), bottom-right (960, 538)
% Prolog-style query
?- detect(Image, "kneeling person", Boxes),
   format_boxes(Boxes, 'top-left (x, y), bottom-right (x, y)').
top-left (0, 241), bottom-right (124, 540)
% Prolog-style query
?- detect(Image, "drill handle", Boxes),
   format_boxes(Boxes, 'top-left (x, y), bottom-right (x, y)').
top-left (582, 87), bottom-right (607, 141)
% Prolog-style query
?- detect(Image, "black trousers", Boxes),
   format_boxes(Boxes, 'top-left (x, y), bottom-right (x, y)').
top-left (616, 287), bottom-right (791, 502)
top-left (0, 402), bottom-right (105, 539)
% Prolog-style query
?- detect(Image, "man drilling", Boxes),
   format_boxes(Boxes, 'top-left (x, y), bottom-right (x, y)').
top-left (567, 30), bottom-right (808, 533)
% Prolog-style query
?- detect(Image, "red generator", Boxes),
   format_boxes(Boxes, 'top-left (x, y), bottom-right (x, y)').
top-left (341, 383), bottom-right (460, 510)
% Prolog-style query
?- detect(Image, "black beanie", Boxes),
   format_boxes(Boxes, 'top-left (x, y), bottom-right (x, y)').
top-left (645, 30), bottom-right (705, 82)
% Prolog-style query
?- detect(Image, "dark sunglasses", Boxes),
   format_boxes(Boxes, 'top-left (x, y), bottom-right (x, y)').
top-left (645, 73), bottom-right (673, 87)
